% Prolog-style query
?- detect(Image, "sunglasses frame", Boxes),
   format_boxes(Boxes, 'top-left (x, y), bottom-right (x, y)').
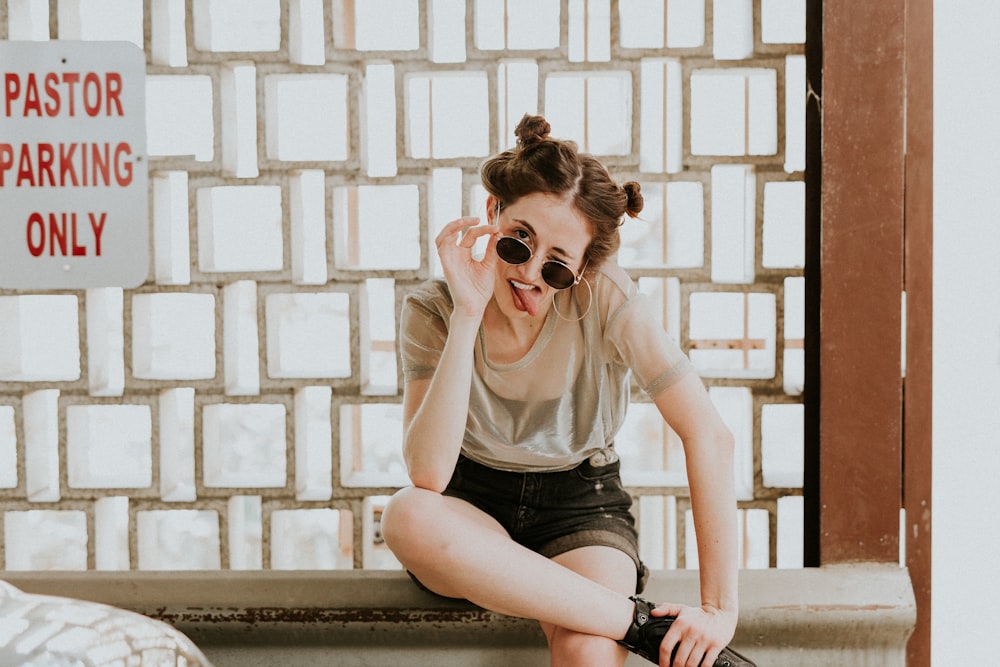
top-left (495, 235), bottom-right (583, 290)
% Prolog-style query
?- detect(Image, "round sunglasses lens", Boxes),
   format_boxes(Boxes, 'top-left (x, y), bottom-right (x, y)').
top-left (496, 237), bottom-right (531, 264)
top-left (542, 263), bottom-right (576, 290)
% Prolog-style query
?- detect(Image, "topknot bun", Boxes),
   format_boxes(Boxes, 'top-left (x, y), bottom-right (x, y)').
top-left (514, 114), bottom-right (551, 149)
top-left (622, 181), bottom-right (644, 218)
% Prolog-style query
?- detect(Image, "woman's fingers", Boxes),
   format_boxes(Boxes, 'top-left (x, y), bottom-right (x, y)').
top-left (435, 216), bottom-right (487, 248)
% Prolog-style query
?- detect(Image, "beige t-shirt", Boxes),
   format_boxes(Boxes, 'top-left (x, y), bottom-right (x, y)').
top-left (400, 261), bottom-right (693, 472)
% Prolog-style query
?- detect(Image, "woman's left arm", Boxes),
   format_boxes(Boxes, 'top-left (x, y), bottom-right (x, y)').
top-left (651, 370), bottom-right (740, 666)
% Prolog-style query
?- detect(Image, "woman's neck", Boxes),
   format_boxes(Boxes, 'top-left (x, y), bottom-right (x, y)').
top-left (480, 299), bottom-right (548, 364)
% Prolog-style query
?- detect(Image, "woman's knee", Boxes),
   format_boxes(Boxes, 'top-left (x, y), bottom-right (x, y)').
top-left (380, 486), bottom-right (441, 552)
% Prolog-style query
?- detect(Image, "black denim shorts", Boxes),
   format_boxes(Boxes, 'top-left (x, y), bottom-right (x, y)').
top-left (442, 454), bottom-right (648, 594)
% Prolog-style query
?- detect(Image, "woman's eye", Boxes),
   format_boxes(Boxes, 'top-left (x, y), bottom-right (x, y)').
top-left (515, 229), bottom-right (530, 240)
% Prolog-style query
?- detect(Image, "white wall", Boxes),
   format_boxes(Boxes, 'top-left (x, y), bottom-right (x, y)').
top-left (933, 2), bottom-right (1000, 661)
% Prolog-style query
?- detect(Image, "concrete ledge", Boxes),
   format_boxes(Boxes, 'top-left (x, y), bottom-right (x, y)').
top-left (4, 564), bottom-right (915, 667)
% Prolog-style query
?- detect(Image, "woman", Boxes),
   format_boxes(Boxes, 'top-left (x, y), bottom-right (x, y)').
top-left (381, 115), bottom-right (753, 667)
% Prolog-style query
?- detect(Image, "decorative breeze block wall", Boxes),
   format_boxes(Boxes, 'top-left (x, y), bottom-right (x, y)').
top-left (0, 0), bottom-right (806, 573)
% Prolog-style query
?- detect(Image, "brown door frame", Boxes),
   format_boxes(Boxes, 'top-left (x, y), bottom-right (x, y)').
top-left (804, 0), bottom-right (931, 663)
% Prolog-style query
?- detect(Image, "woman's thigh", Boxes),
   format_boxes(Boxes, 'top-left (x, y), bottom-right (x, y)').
top-left (381, 486), bottom-right (513, 597)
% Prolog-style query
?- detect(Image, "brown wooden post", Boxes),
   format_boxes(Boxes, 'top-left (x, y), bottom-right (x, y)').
top-left (904, 0), bottom-right (934, 664)
top-left (819, 0), bottom-right (906, 563)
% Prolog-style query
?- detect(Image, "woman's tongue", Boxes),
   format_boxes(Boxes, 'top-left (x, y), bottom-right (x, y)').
top-left (510, 280), bottom-right (542, 316)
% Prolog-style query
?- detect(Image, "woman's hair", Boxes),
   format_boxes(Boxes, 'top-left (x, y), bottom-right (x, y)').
top-left (480, 114), bottom-right (643, 270)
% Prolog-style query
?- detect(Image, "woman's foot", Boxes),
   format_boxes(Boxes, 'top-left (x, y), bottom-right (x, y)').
top-left (617, 596), bottom-right (757, 667)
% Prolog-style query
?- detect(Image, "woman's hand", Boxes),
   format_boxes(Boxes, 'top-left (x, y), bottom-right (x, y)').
top-left (652, 602), bottom-right (737, 667)
top-left (435, 217), bottom-right (499, 318)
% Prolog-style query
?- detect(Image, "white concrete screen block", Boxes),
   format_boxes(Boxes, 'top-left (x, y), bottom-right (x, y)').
top-left (0, 295), bottom-right (80, 382)
top-left (202, 403), bottom-right (287, 488)
top-left (67, 404), bottom-right (153, 489)
top-left (132, 292), bottom-right (216, 380)
top-left (197, 185), bottom-right (283, 273)
top-left (145, 75), bottom-right (214, 162)
top-left (159, 388), bottom-right (197, 502)
top-left (294, 386), bottom-right (333, 501)
top-left (23, 390), bottom-right (60, 502)
top-left (223, 280), bottom-right (261, 395)
top-left (0, 406), bottom-right (17, 489)
top-left (266, 74), bottom-right (349, 162)
top-left (193, 0), bottom-right (280, 52)
top-left (266, 292), bottom-right (351, 379)
top-left (271, 509), bottom-right (352, 569)
top-left (4, 510), bottom-right (88, 571)
top-left (86, 287), bottom-right (125, 397)
top-left (137, 509), bottom-right (221, 570)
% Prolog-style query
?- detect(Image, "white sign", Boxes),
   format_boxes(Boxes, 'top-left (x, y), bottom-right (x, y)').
top-left (0, 41), bottom-right (148, 288)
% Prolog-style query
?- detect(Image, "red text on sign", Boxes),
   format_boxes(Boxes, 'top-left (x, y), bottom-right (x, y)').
top-left (4, 72), bottom-right (124, 118)
top-left (0, 142), bottom-right (134, 187)
top-left (25, 211), bottom-right (107, 257)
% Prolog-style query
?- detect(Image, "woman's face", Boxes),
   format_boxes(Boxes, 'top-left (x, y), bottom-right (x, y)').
top-left (488, 192), bottom-right (591, 319)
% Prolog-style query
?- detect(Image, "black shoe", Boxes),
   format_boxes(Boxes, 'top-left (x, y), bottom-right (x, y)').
top-left (617, 596), bottom-right (757, 666)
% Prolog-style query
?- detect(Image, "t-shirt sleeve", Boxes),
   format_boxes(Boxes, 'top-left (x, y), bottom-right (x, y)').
top-left (399, 282), bottom-right (452, 383)
top-left (604, 289), bottom-right (694, 399)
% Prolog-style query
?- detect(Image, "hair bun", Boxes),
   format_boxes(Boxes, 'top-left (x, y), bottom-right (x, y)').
top-left (622, 181), bottom-right (644, 218)
top-left (514, 114), bottom-right (551, 149)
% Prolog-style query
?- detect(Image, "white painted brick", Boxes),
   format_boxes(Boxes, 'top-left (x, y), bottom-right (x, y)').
top-left (475, 0), bottom-right (560, 50)
top-left (228, 495), bottom-right (262, 570)
top-left (152, 171), bottom-right (192, 285)
top-left (86, 288), bottom-right (125, 397)
top-left (271, 509), bottom-right (351, 570)
top-left (151, 0), bottom-right (188, 66)
top-left (544, 72), bottom-right (633, 155)
top-left (338, 403), bottom-right (407, 488)
top-left (265, 292), bottom-right (351, 379)
top-left (58, 0), bottom-right (144, 48)
top-left (361, 278), bottom-right (398, 396)
top-left (95, 496), bottom-right (130, 570)
top-left (349, 0), bottom-right (419, 51)
top-left (7, 0), bottom-right (50, 40)
top-left (331, 185), bottom-right (421, 270)
top-left (221, 62), bottom-right (259, 178)
top-left (67, 404), bottom-right (152, 488)
top-left (223, 280), bottom-right (261, 395)
top-left (197, 185), bottom-right (283, 273)
top-left (713, 0), bottom-right (755, 60)
top-left (429, 0), bottom-right (466, 63)
top-left (4, 510), bottom-right (88, 571)
top-left (137, 509), bottom-right (221, 570)
top-left (289, 170), bottom-right (328, 285)
top-left (0, 295), bottom-right (80, 382)
top-left (407, 73), bottom-right (490, 159)
top-left (202, 403), bottom-right (286, 488)
top-left (289, 0), bottom-right (326, 65)
top-left (23, 389), bottom-right (61, 502)
top-left (640, 59), bottom-right (683, 174)
top-left (193, 0), bottom-right (280, 52)
top-left (265, 74), bottom-right (349, 162)
top-left (0, 406), bottom-right (17, 489)
top-left (132, 293), bottom-right (216, 380)
top-left (362, 63), bottom-right (398, 177)
top-left (145, 76), bottom-right (214, 162)
top-left (159, 388), bottom-right (196, 502)
top-left (294, 386), bottom-right (332, 501)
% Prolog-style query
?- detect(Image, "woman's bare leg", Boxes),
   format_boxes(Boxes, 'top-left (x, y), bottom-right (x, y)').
top-left (541, 546), bottom-right (636, 667)
top-left (380, 486), bottom-right (635, 640)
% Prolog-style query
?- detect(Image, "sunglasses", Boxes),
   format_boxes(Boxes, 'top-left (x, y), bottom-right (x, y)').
top-left (495, 235), bottom-right (583, 290)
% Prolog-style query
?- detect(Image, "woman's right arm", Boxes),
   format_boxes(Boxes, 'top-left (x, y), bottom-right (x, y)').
top-left (401, 217), bottom-right (498, 492)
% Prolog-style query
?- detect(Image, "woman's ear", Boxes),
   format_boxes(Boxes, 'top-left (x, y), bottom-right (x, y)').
top-left (486, 196), bottom-right (499, 225)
